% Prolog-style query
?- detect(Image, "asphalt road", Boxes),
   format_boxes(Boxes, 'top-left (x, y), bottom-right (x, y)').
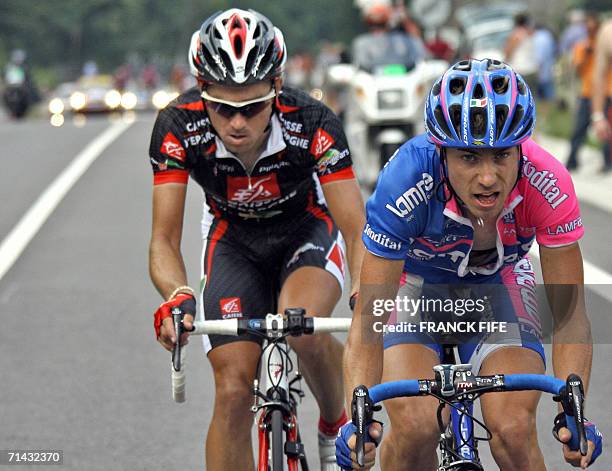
top-left (0, 112), bottom-right (610, 470)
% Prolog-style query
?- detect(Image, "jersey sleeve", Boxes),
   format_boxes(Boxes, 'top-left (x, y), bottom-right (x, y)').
top-left (519, 140), bottom-right (584, 247)
top-left (310, 106), bottom-right (355, 184)
top-left (363, 141), bottom-right (432, 260)
top-left (149, 107), bottom-right (190, 185)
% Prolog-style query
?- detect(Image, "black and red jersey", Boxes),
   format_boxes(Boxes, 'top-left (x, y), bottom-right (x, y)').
top-left (148, 86), bottom-right (354, 222)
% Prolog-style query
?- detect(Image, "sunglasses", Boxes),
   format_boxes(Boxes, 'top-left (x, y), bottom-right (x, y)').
top-left (201, 88), bottom-right (276, 119)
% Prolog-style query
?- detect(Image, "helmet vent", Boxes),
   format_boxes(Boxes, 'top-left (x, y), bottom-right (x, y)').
top-left (470, 108), bottom-right (487, 139)
top-left (449, 104), bottom-right (462, 137)
top-left (492, 76), bottom-right (509, 94)
top-left (487, 59), bottom-right (505, 71)
top-left (449, 77), bottom-right (466, 95)
top-left (253, 23), bottom-right (262, 39)
top-left (473, 83), bottom-right (484, 99)
top-left (454, 60), bottom-right (471, 71)
top-left (495, 105), bottom-right (509, 139)
top-left (233, 36), bottom-right (244, 58)
top-left (505, 105), bottom-right (524, 137)
top-left (515, 117), bottom-right (533, 141)
top-left (432, 80), bottom-right (442, 96)
top-left (218, 49), bottom-right (234, 76)
top-left (259, 42), bottom-right (275, 75)
top-left (427, 118), bottom-right (446, 141)
top-left (434, 105), bottom-right (453, 138)
top-left (517, 77), bottom-right (526, 95)
top-left (245, 47), bottom-right (258, 76)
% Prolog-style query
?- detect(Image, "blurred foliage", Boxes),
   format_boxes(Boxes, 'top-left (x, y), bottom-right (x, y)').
top-left (0, 0), bottom-right (361, 81)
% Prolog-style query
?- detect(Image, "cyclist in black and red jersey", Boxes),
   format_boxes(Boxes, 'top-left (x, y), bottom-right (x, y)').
top-left (148, 8), bottom-right (365, 470)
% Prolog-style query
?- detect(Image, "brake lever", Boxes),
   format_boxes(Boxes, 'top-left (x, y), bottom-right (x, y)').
top-left (352, 385), bottom-right (381, 467)
top-left (172, 306), bottom-right (184, 372)
top-left (563, 374), bottom-right (588, 456)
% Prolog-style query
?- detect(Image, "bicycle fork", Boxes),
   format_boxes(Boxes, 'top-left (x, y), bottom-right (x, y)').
top-left (254, 339), bottom-right (303, 471)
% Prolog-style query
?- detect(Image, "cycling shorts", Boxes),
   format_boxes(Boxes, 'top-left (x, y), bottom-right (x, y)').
top-left (383, 256), bottom-right (545, 373)
top-left (198, 210), bottom-right (345, 353)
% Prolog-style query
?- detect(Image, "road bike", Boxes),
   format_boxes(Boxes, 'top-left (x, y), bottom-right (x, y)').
top-left (170, 307), bottom-right (351, 471)
top-left (352, 346), bottom-right (590, 470)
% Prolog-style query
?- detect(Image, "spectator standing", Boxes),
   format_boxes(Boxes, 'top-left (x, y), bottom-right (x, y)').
top-left (560, 9), bottom-right (587, 55)
top-left (566, 13), bottom-right (607, 171)
top-left (591, 18), bottom-right (612, 172)
top-left (504, 13), bottom-right (538, 91)
top-left (533, 24), bottom-right (557, 120)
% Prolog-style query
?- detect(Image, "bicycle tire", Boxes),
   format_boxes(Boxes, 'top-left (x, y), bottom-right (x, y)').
top-left (270, 409), bottom-right (285, 471)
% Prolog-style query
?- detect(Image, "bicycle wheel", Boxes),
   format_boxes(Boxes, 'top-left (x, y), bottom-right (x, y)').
top-left (270, 409), bottom-right (285, 471)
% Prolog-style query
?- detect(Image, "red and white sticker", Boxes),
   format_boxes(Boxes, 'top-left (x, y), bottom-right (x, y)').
top-left (227, 174), bottom-right (281, 203)
top-left (220, 297), bottom-right (243, 319)
top-left (160, 132), bottom-right (186, 161)
top-left (326, 241), bottom-right (345, 277)
top-left (310, 128), bottom-right (335, 158)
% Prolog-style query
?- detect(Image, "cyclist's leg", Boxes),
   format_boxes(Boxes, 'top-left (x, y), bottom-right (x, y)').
top-left (278, 266), bottom-right (343, 421)
top-left (200, 218), bottom-right (271, 471)
top-left (380, 344), bottom-right (442, 471)
top-left (379, 274), bottom-right (445, 470)
top-left (479, 347), bottom-right (545, 471)
top-left (277, 211), bottom-right (345, 426)
top-left (465, 258), bottom-right (546, 471)
top-left (207, 342), bottom-right (261, 471)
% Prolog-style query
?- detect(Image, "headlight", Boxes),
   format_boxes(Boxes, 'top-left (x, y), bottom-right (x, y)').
top-left (152, 90), bottom-right (169, 109)
top-left (121, 92), bottom-right (138, 110)
top-left (69, 92), bottom-right (87, 111)
top-left (377, 90), bottom-right (404, 110)
top-left (104, 90), bottom-right (122, 109)
top-left (48, 98), bottom-right (65, 114)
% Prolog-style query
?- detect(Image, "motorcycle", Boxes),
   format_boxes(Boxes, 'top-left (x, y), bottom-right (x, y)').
top-left (328, 33), bottom-right (447, 189)
top-left (3, 64), bottom-right (32, 119)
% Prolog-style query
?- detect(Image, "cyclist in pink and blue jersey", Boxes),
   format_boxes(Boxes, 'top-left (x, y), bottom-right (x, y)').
top-left (337, 59), bottom-right (602, 470)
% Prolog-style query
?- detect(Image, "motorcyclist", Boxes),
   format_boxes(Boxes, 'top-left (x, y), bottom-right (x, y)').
top-left (3, 49), bottom-right (39, 118)
top-left (351, 2), bottom-right (425, 73)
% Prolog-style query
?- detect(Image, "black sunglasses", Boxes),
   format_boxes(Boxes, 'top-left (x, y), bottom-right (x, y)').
top-left (202, 88), bottom-right (276, 119)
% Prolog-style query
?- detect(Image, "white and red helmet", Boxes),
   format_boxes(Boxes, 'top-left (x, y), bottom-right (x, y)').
top-left (189, 8), bottom-right (287, 85)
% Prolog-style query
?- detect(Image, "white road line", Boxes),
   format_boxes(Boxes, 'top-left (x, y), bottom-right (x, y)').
top-left (529, 242), bottom-right (612, 303)
top-left (0, 120), bottom-right (132, 282)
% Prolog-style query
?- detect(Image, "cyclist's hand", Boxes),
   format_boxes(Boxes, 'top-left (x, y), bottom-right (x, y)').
top-left (153, 293), bottom-right (196, 351)
top-left (554, 415), bottom-right (603, 469)
top-left (335, 421), bottom-right (383, 470)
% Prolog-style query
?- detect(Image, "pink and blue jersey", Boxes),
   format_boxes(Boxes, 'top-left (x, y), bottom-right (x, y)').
top-left (367, 134), bottom-right (583, 367)
top-left (363, 134), bottom-right (583, 283)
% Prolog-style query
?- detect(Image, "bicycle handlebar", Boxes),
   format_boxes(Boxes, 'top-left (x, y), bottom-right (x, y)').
top-left (353, 371), bottom-right (589, 466)
top-left (189, 316), bottom-right (352, 336)
top-left (169, 308), bottom-right (351, 403)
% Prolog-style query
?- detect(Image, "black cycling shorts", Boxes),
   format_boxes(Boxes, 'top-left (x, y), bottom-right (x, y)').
top-left (198, 209), bottom-right (345, 353)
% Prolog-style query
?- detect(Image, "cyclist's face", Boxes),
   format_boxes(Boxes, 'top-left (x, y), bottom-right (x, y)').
top-left (204, 81), bottom-right (275, 157)
top-left (445, 146), bottom-right (519, 219)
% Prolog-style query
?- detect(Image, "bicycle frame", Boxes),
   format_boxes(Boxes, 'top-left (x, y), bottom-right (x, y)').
top-left (170, 310), bottom-right (351, 470)
top-left (254, 326), bottom-right (305, 471)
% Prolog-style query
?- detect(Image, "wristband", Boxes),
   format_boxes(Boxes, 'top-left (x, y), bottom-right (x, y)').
top-left (168, 285), bottom-right (195, 301)
top-left (591, 112), bottom-right (606, 122)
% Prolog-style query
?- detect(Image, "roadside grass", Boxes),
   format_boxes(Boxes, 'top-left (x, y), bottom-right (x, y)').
top-left (538, 99), bottom-right (602, 149)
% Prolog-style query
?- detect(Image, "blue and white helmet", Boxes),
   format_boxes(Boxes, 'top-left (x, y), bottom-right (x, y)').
top-left (424, 59), bottom-right (536, 148)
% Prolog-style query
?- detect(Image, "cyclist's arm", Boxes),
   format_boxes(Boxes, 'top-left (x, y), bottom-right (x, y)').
top-left (592, 22), bottom-right (611, 119)
top-left (149, 183), bottom-right (189, 300)
top-left (343, 251), bottom-right (404, 408)
top-left (539, 243), bottom-right (592, 393)
top-left (323, 178), bottom-right (366, 295)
